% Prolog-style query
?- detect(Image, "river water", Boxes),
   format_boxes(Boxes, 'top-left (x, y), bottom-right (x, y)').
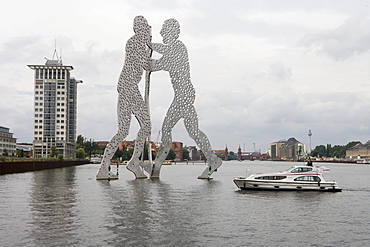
top-left (1, 161), bottom-right (369, 247)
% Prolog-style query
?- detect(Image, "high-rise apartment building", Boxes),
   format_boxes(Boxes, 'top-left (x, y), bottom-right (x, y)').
top-left (28, 56), bottom-right (82, 158)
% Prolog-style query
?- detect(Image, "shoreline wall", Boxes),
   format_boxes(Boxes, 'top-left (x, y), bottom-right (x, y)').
top-left (0, 160), bottom-right (90, 175)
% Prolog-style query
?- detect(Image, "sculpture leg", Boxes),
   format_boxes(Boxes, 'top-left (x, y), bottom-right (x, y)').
top-left (127, 104), bottom-right (151, 179)
top-left (151, 104), bottom-right (180, 178)
top-left (97, 97), bottom-right (131, 180)
top-left (151, 129), bottom-right (172, 178)
top-left (184, 106), bottom-right (222, 179)
top-left (96, 125), bottom-right (128, 180)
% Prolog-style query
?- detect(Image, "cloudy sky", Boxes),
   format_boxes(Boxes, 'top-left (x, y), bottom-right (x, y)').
top-left (1, 0), bottom-right (370, 153)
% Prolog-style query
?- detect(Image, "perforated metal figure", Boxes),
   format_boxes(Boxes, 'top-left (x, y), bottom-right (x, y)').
top-left (96, 16), bottom-right (151, 180)
top-left (150, 18), bottom-right (222, 178)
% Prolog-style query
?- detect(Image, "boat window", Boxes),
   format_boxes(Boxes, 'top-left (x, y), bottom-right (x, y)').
top-left (294, 176), bottom-right (321, 182)
top-left (255, 176), bottom-right (287, 180)
top-left (291, 167), bottom-right (313, 173)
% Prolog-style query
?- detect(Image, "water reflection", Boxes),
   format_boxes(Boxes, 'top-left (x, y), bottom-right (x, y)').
top-left (99, 178), bottom-right (201, 246)
top-left (28, 167), bottom-right (79, 246)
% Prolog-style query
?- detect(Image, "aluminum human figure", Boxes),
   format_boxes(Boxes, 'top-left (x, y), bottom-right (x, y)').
top-left (150, 18), bottom-right (222, 178)
top-left (96, 16), bottom-right (151, 180)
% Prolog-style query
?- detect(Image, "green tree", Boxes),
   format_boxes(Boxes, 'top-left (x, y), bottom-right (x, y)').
top-left (311, 145), bottom-right (327, 157)
top-left (114, 149), bottom-right (124, 160)
top-left (183, 148), bottom-right (190, 160)
top-left (311, 141), bottom-right (361, 158)
top-left (50, 145), bottom-right (58, 158)
top-left (228, 151), bottom-right (236, 160)
top-left (166, 149), bottom-right (176, 160)
top-left (124, 147), bottom-right (134, 160)
top-left (76, 135), bottom-right (84, 149)
top-left (76, 148), bottom-right (86, 159)
top-left (2, 148), bottom-right (8, 157)
top-left (16, 149), bottom-right (24, 158)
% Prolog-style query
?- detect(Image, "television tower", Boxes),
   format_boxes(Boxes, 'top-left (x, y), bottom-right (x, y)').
top-left (308, 129), bottom-right (312, 154)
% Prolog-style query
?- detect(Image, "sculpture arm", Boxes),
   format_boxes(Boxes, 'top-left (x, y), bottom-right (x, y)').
top-left (150, 58), bottom-right (164, 72)
top-left (151, 43), bottom-right (167, 54)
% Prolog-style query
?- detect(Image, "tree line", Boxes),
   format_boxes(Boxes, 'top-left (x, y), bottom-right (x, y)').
top-left (76, 135), bottom-right (190, 161)
top-left (310, 141), bottom-right (360, 158)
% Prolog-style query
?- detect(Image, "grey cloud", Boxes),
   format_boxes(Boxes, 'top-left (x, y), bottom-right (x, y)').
top-left (268, 60), bottom-right (292, 81)
top-left (300, 15), bottom-right (370, 60)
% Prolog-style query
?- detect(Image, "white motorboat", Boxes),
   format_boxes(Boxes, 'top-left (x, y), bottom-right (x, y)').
top-left (233, 165), bottom-right (342, 192)
top-left (356, 159), bottom-right (370, 164)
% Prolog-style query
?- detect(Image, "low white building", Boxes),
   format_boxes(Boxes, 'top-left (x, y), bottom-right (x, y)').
top-left (0, 126), bottom-right (17, 156)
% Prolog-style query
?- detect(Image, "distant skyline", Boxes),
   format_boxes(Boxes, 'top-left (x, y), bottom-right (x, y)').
top-left (1, 0), bottom-right (370, 152)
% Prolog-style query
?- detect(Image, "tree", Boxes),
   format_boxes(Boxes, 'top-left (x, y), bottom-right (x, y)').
top-left (183, 148), bottom-right (190, 160)
top-left (166, 149), bottom-right (176, 160)
top-left (76, 135), bottom-right (101, 156)
top-left (2, 148), bottom-right (8, 157)
top-left (311, 141), bottom-right (361, 158)
top-left (76, 148), bottom-right (86, 159)
top-left (50, 145), bottom-right (58, 158)
top-left (311, 145), bottom-right (327, 157)
top-left (16, 149), bottom-right (24, 158)
top-left (76, 135), bottom-right (84, 149)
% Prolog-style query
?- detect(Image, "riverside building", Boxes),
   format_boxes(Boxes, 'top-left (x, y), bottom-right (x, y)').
top-left (28, 55), bottom-right (82, 158)
top-left (0, 126), bottom-right (17, 156)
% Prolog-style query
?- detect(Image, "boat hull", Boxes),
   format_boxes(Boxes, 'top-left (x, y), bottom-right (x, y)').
top-left (233, 179), bottom-right (342, 192)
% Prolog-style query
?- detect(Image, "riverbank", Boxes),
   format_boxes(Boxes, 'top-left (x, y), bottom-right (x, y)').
top-left (0, 159), bottom-right (90, 175)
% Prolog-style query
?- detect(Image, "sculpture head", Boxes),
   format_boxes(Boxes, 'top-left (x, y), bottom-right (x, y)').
top-left (133, 16), bottom-right (151, 42)
top-left (160, 18), bottom-right (180, 44)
